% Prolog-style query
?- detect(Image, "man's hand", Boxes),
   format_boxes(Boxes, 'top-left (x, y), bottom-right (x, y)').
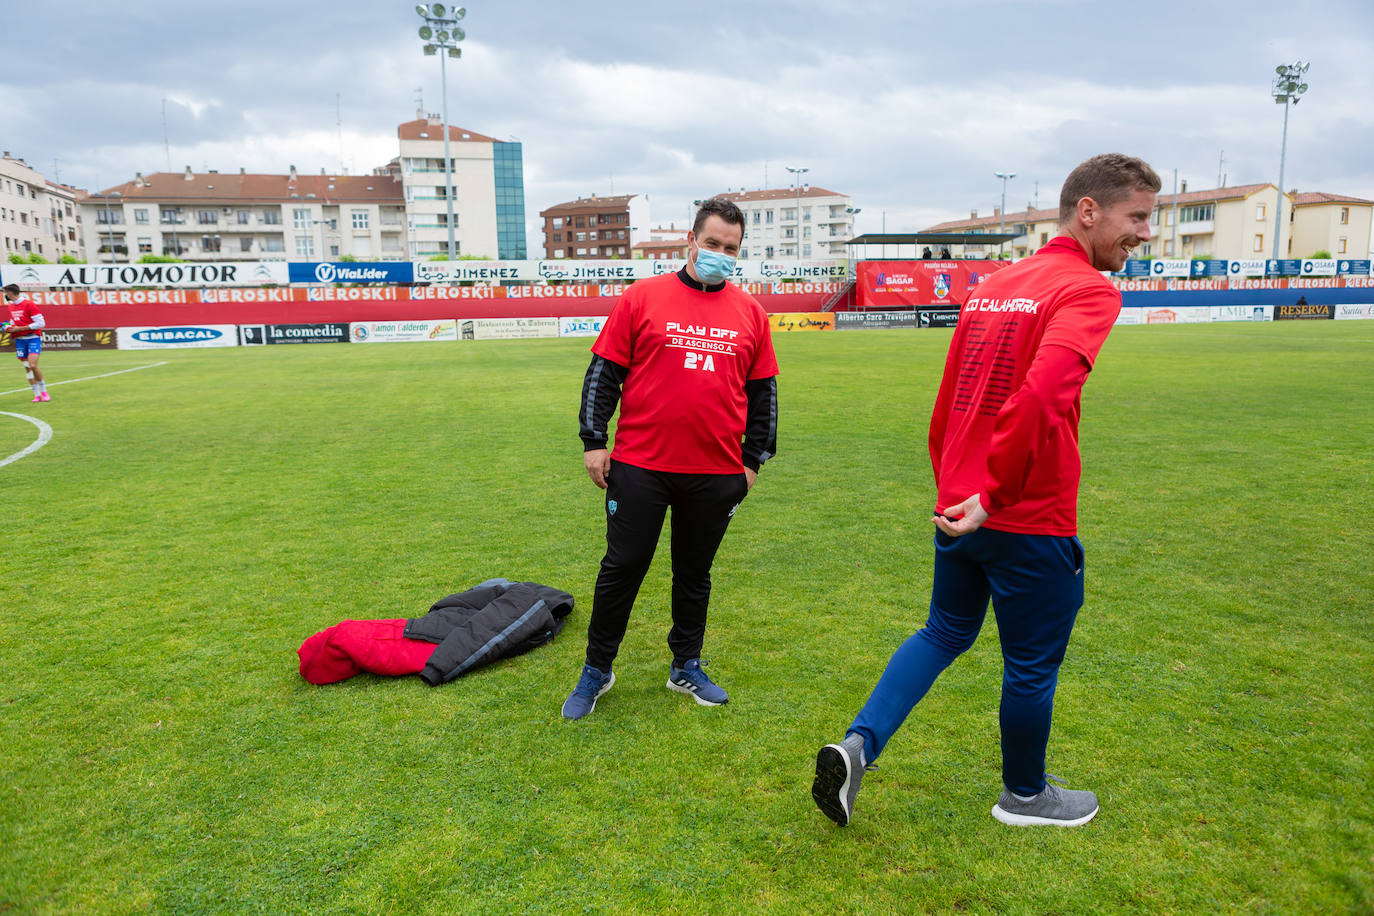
top-left (932, 493), bottom-right (988, 537)
top-left (744, 467), bottom-right (757, 490)
top-left (584, 448), bottom-right (611, 489)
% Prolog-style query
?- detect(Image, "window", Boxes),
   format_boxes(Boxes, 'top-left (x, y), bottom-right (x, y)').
top-left (1338, 237), bottom-right (1348, 254)
top-left (765, 246), bottom-right (774, 257)
top-left (198, 209), bottom-right (218, 224)
top-left (1179, 204), bottom-right (1214, 222)
top-left (575, 217), bottom-right (585, 227)
top-left (295, 236), bottom-right (314, 257)
top-left (262, 209), bottom-right (281, 225)
top-left (1340, 207), bottom-right (1349, 225)
top-left (554, 249), bottom-right (565, 258)
top-left (202, 236), bottom-right (222, 252)
top-left (96, 209), bottom-right (122, 225)
top-left (1256, 202), bottom-right (1266, 220)
top-left (576, 247), bottom-right (586, 256)
top-left (589, 231), bottom-right (598, 240)
top-left (552, 217), bottom-right (564, 229)
top-left (618, 230), bottom-right (625, 239)
top-left (351, 210), bottom-right (369, 230)
top-left (329, 245), bottom-right (339, 257)
top-left (264, 237), bottom-right (284, 252)
top-left (576, 231), bottom-right (586, 241)
top-left (134, 209), bottom-right (149, 224)
top-left (240, 237), bottom-right (253, 252)
top-left (137, 237), bottom-right (152, 254)
top-left (766, 210), bottom-right (774, 224)
top-left (1164, 240), bottom-right (1173, 256)
top-left (1253, 234), bottom-right (1264, 252)
top-left (160, 207), bottom-right (184, 224)
top-left (292, 209), bottom-right (311, 229)
top-left (237, 210), bottom-right (250, 225)
top-left (1040, 232), bottom-right (1049, 245)
top-left (803, 244), bottom-right (812, 256)
top-left (752, 211), bottom-right (761, 225)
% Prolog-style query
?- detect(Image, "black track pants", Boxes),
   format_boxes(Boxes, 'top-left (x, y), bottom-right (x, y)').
top-left (585, 459), bottom-right (748, 671)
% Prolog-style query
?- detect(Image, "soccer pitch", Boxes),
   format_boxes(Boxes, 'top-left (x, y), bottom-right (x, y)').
top-left (1, 323), bottom-right (1370, 914)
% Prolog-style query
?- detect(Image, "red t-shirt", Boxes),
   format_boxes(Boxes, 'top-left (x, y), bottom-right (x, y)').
top-left (928, 236), bottom-right (1120, 536)
top-left (6, 298), bottom-right (43, 338)
top-left (593, 271), bottom-right (779, 474)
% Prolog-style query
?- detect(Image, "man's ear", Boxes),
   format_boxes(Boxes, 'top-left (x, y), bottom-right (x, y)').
top-left (1076, 196), bottom-right (1100, 227)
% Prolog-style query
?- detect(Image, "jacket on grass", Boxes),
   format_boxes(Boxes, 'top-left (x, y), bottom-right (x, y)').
top-left (297, 578), bottom-right (573, 686)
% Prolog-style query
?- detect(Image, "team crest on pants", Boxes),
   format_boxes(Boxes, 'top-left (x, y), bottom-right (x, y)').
top-left (608, 500), bottom-right (618, 516)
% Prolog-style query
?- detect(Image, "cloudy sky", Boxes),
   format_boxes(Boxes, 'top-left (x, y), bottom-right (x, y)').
top-left (5, 1), bottom-right (1372, 248)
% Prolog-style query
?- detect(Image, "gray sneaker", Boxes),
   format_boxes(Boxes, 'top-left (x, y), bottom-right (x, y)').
top-left (991, 775), bottom-right (1099, 827)
top-left (812, 733), bottom-right (869, 827)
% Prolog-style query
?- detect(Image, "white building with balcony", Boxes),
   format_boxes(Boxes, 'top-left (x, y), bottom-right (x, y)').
top-left (2, 151), bottom-right (87, 262)
top-left (711, 186), bottom-right (856, 260)
top-left (79, 166), bottom-right (407, 262)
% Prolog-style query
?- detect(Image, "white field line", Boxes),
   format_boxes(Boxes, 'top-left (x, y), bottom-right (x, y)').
top-left (1, 360), bottom-right (168, 397)
top-left (0, 412), bottom-right (53, 468)
top-left (1, 361), bottom-right (167, 468)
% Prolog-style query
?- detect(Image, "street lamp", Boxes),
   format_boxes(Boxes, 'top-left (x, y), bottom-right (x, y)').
top-left (994, 171), bottom-right (1015, 258)
top-left (1271, 61), bottom-right (1309, 261)
top-left (786, 165), bottom-right (808, 260)
top-left (416, 3), bottom-right (466, 260)
top-left (93, 190), bottom-right (123, 262)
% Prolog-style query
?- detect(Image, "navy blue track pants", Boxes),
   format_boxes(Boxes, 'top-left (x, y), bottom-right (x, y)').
top-left (848, 526), bottom-right (1085, 797)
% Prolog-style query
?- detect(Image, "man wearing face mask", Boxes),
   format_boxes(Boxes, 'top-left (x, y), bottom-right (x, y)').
top-left (563, 197), bottom-right (779, 720)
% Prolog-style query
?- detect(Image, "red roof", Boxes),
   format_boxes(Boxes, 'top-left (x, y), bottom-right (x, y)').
top-left (397, 118), bottom-right (499, 143)
top-left (82, 171), bottom-right (403, 204)
top-left (712, 187), bottom-right (846, 203)
top-left (539, 194), bottom-right (640, 216)
top-left (1293, 191), bottom-right (1373, 206)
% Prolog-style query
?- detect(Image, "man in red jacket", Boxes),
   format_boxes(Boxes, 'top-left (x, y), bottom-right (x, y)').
top-left (813, 153), bottom-right (1160, 827)
top-left (4, 284), bottom-right (49, 402)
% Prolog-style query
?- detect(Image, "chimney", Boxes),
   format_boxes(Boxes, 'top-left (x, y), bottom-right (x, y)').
top-left (416, 107), bottom-right (424, 121)
top-left (993, 207), bottom-right (1001, 218)
top-left (289, 164), bottom-right (298, 181)
top-left (134, 171), bottom-right (144, 187)
top-left (184, 165), bottom-right (193, 180)
top-left (1181, 179), bottom-right (1188, 193)
top-left (240, 167), bottom-right (245, 175)
top-left (320, 168), bottom-right (326, 175)
top-left (971, 209), bottom-right (977, 219)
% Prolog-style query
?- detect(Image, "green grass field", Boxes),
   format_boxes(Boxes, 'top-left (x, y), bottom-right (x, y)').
top-left (1, 323), bottom-right (1370, 915)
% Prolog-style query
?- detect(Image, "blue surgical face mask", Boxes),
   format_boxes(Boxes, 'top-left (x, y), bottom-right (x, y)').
top-left (693, 245), bottom-right (736, 285)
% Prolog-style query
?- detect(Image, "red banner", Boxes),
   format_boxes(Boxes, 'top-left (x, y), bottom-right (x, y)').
top-left (856, 260), bottom-right (1011, 308)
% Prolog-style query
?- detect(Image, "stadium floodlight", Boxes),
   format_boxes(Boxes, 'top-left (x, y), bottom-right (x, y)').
top-left (1270, 61), bottom-right (1310, 261)
top-left (995, 171), bottom-right (1016, 257)
top-left (786, 166), bottom-right (808, 261)
top-left (416, 2), bottom-right (469, 260)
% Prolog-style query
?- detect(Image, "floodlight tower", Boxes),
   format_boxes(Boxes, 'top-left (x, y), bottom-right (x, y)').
top-left (1270, 61), bottom-right (1309, 261)
top-left (786, 166), bottom-right (808, 260)
top-left (416, 3), bottom-right (466, 260)
top-left (995, 171), bottom-right (1015, 258)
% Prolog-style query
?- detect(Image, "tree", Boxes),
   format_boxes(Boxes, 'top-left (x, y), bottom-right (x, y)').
top-left (137, 254), bottom-right (185, 263)
top-left (59, 254), bottom-right (83, 264)
top-left (1309, 250), bottom-right (1332, 259)
top-left (26, 253), bottom-right (49, 264)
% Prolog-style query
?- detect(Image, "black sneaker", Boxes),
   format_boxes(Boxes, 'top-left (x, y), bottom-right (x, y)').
top-left (812, 733), bottom-right (868, 827)
top-left (991, 775), bottom-right (1099, 826)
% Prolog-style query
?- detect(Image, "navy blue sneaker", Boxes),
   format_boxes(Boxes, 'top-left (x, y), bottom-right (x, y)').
top-left (666, 658), bottom-right (728, 706)
top-left (561, 664), bottom-right (615, 720)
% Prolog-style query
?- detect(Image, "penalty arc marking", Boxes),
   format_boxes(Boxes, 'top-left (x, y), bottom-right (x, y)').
top-left (0, 361), bottom-right (167, 468)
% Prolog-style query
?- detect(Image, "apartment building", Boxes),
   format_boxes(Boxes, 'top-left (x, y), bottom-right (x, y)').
top-left (712, 187), bottom-right (855, 260)
top-left (393, 113), bottom-right (527, 259)
top-left (81, 166), bottom-right (407, 262)
top-left (924, 182), bottom-right (1373, 261)
top-left (539, 194), bottom-right (649, 259)
top-left (632, 224), bottom-right (689, 260)
top-left (2, 152), bottom-right (86, 261)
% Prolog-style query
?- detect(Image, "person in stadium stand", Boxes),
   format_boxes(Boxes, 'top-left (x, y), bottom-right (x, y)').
top-left (3, 284), bottom-right (48, 402)
top-left (812, 153), bottom-right (1160, 827)
top-left (562, 197), bottom-right (779, 720)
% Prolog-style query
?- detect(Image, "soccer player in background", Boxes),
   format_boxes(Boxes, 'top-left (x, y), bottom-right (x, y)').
top-left (562, 197), bottom-right (779, 720)
top-left (3, 284), bottom-right (49, 402)
top-left (812, 154), bottom-right (1161, 827)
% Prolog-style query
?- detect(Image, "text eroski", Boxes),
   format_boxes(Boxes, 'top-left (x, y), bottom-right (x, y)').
top-left (665, 322), bottom-right (738, 340)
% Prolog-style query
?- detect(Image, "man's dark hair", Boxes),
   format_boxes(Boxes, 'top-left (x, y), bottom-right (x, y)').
top-left (1059, 154), bottom-right (1162, 224)
top-left (2, 284), bottom-right (20, 298)
top-left (693, 197), bottom-right (747, 238)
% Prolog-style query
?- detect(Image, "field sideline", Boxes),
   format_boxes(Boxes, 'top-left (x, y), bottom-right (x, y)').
top-left (1, 323), bottom-right (1370, 914)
